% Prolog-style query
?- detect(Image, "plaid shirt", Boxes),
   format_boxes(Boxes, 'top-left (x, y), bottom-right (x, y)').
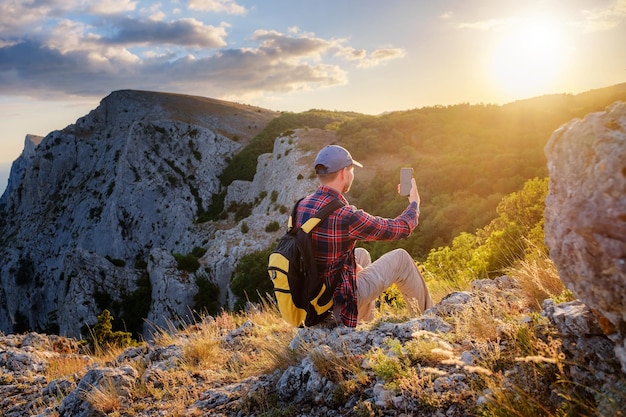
top-left (295, 185), bottom-right (419, 327)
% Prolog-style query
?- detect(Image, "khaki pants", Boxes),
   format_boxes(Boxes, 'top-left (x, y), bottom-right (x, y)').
top-left (355, 248), bottom-right (433, 322)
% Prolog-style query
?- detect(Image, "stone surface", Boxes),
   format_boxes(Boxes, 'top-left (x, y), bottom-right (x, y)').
top-left (544, 100), bottom-right (626, 369)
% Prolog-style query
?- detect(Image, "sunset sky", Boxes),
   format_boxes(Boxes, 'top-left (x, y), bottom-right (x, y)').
top-left (1, 0), bottom-right (625, 192)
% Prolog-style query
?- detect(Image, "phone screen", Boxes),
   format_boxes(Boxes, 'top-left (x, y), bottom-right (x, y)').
top-left (400, 167), bottom-right (413, 196)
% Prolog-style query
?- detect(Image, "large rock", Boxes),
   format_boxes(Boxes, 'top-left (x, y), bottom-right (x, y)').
top-left (544, 101), bottom-right (626, 369)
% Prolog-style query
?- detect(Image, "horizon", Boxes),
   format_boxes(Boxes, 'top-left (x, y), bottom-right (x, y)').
top-left (1, 0), bottom-right (625, 195)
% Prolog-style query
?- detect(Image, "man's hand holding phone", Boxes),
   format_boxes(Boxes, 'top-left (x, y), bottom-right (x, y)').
top-left (398, 167), bottom-right (420, 211)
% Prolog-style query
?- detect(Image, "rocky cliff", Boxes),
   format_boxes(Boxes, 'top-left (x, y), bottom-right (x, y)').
top-left (0, 90), bottom-right (333, 338)
top-left (544, 101), bottom-right (626, 371)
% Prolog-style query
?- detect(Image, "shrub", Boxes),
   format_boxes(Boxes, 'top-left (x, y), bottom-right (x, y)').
top-left (193, 275), bottom-right (221, 316)
top-left (119, 272), bottom-right (152, 339)
top-left (86, 310), bottom-right (135, 352)
top-left (173, 252), bottom-right (201, 273)
top-left (196, 190), bottom-right (226, 223)
top-left (191, 246), bottom-right (207, 258)
top-left (230, 247), bottom-right (275, 310)
top-left (265, 221), bottom-right (280, 232)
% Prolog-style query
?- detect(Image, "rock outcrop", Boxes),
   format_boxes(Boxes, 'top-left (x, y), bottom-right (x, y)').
top-left (544, 101), bottom-right (626, 370)
top-left (0, 134), bottom-right (43, 208)
top-left (0, 90), bottom-right (336, 338)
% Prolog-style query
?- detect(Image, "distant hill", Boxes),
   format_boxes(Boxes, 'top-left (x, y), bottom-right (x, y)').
top-left (331, 83), bottom-right (626, 258)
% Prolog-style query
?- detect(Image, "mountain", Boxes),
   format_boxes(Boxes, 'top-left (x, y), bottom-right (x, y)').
top-left (0, 90), bottom-right (327, 338)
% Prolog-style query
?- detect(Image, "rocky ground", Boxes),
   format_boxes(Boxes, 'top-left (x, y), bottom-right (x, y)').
top-left (1, 275), bottom-right (625, 417)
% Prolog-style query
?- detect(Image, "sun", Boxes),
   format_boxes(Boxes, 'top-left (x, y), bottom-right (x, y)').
top-left (488, 17), bottom-right (567, 98)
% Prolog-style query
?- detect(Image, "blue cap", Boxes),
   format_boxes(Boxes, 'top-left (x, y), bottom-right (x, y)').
top-left (314, 145), bottom-right (363, 174)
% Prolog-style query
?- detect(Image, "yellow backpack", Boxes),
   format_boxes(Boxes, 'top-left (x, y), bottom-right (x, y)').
top-left (267, 199), bottom-right (344, 327)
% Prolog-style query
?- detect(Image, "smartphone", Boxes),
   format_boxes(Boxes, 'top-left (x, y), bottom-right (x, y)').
top-left (400, 167), bottom-right (413, 196)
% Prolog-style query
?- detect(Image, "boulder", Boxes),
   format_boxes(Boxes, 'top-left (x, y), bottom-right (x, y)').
top-left (544, 100), bottom-right (626, 370)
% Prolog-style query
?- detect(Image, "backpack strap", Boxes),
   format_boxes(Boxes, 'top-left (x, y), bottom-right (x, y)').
top-left (301, 199), bottom-right (345, 234)
top-left (288, 198), bottom-right (345, 233)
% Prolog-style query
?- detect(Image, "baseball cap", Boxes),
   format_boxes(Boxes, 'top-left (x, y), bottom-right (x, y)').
top-left (314, 145), bottom-right (363, 174)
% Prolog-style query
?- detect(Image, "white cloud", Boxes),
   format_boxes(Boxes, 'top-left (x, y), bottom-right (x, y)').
top-left (458, 18), bottom-right (509, 31)
top-left (0, 0), bottom-right (77, 36)
top-left (0, 2), bottom-right (403, 104)
top-left (140, 2), bottom-right (167, 21)
top-left (188, 0), bottom-right (247, 15)
top-left (87, 0), bottom-right (138, 15)
top-left (440, 11), bottom-right (454, 20)
top-left (581, 0), bottom-right (626, 32)
top-left (337, 46), bottom-right (405, 68)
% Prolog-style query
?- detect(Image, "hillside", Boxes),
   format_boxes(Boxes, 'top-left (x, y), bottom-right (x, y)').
top-left (219, 83), bottom-right (626, 260)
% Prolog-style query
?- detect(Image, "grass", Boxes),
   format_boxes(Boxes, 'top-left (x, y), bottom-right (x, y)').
top-left (45, 355), bottom-right (92, 381)
top-left (84, 378), bottom-right (124, 414)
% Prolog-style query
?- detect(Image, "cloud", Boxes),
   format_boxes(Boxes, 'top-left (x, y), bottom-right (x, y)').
top-left (188, 0), bottom-right (247, 15)
top-left (440, 11), bottom-right (454, 20)
top-left (337, 46), bottom-right (406, 68)
top-left (457, 18), bottom-right (509, 31)
top-left (87, 0), bottom-right (138, 15)
top-left (581, 0), bottom-right (626, 31)
top-left (0, 29), bottom-right (352, 100)
top-left (251, 29), bottom-right (336, 60)
top-left (0, 3), bottom-right (404, 103)
top-left (0, 0), bottom-right (75, 36)
top-left (101, 18), bottom-right (230, 48)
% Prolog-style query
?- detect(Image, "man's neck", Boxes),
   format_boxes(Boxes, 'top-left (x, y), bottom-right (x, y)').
top-left (320, 183), bottom-right (344, 196)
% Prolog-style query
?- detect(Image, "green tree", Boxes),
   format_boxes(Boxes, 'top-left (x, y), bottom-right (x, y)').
top-left (87, 310), bottom-right (135, 351)
top-left (424, 177), bottom-right (549, 284)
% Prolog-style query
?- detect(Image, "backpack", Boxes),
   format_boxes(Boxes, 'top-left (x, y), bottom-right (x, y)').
top-left (267, 198), bottom-right (345, 327)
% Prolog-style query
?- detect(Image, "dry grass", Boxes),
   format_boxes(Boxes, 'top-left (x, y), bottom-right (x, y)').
top-left (45, 355), bottom-right (91, 381)
top-left (508, 256), bottom-right (574, 309)
top-left (84, 378), bottom-right (124, 414)
top-left (151, 300), bottom-right (298, 383)
top-left (309, 343), bottom-right (368, 385)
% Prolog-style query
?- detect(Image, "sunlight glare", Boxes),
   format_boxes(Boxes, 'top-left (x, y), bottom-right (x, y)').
top-left (489, 18), bottom-right (567, 98)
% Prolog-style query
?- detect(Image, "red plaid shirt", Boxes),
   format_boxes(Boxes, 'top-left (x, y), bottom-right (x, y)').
top-left (295, 185), bottom-right (419, 327)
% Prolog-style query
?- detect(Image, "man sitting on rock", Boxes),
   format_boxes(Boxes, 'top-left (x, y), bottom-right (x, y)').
top-left (294, 144), bottom-right (433, 327)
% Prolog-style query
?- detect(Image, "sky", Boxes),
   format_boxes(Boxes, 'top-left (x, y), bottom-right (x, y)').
top-left (1, 0), bottom-right (625, 194)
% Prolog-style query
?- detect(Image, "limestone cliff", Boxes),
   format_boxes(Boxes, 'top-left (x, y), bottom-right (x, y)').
top-left (0, 90), bottom-right (334, 338)
top-left (544, 100), bottom-right (626, 372)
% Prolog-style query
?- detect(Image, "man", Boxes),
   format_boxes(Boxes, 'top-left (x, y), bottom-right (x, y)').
top-left (295, 144), bottom-right (434, 327)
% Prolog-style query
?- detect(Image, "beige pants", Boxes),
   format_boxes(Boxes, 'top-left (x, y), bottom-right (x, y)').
top-left (355, 248), bottom-right (434, 322)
